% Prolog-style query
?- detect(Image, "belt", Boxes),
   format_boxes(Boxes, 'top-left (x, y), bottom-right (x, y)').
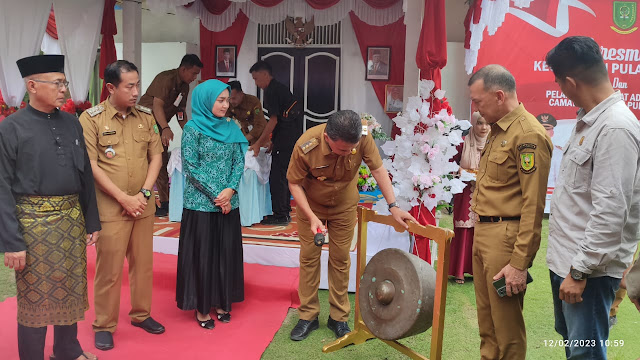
top-left (478, 216), bottom-right (521, 223)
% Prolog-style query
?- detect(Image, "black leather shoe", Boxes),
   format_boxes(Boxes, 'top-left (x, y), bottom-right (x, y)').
top-left (290, 318), bottom-right (319, 341)
top-left (327, 317), bottom-right (351, 338)
top-left (131, 317), bottom-right (165, 334)
top-left (260, 215), bottom-right (290, 226)
top-left (95, 331), bottom-right (114, 351)
top-left (155, 201), bottom-right (168, 217)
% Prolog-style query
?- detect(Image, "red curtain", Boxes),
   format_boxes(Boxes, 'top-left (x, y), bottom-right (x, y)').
top-left (200, 0), bottom-right (232, 15)
top-left (349, 12), bottom-right (405, 115)
top-left (251, 0), bottom-right (285, 7)
top-left (361, 0), bottom-right (401, 8)
top-left (416, 0), bottom-right (447, 85)
top-left (200, 11), bottom-right (250, 82)
top-left (46, 7), bottom-right (58, 39)
top-left (306, 0), bottom-right (341, 9)
top-left (100, 0), bottom-right (117, 102)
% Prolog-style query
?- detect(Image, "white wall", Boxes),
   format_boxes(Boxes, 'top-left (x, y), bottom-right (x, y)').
top-left (441, 42), bottom-right (472, 122)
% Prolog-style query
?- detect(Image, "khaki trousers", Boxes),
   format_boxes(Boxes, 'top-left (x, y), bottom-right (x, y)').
top-left (473, 221), bottom-right (527, 360)
top-left (155, 143), bottom-right (170, 203)
top-left (297, 206), bottom-right (356, 322)
top-left (93, 215), bottom-right (154, 332)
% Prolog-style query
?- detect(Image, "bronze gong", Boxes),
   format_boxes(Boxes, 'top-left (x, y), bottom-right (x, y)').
top-left (358, 248), bottom-right (437, 341)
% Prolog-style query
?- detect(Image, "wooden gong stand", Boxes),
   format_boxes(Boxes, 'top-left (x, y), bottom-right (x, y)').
top-left (322, 206), bottom-right (454, 360)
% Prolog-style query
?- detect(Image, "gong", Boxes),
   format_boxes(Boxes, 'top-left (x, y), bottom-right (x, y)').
top-left (358, 248), bottom-right (437, 341)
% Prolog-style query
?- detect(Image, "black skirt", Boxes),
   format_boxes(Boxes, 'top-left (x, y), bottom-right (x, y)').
top-left (176, 208), bottom-right (244, 313)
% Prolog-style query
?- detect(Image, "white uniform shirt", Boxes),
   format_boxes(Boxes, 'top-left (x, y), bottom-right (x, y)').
top-left (547, 91), bottom-right (640, 278)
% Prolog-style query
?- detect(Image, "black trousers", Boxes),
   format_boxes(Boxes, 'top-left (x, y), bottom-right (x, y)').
top-left (270, 147), bottom-right (293, 218)
top-left (18, 323), bottom-right (83, 360)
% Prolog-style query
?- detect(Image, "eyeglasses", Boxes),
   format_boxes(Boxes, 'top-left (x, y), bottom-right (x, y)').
top-left (31, 79), bottom-right (69, 89)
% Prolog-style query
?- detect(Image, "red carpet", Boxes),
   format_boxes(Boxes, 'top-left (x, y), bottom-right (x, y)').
top-left (0, 247), bottom-right (300, 360)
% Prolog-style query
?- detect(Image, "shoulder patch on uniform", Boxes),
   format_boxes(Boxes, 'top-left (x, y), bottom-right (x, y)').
top-left (300, 138), bottom-right (319, 154)
top-left (135, 104), bottom-right (152, 114)
top-left (517, 143), bottom-right (537, 151)
top-left (254, 107), bottom-right (261, 115)
top-left (520, 152), bottom-right (536, 174)
top-left (86, 105), bottom-right (104, 117)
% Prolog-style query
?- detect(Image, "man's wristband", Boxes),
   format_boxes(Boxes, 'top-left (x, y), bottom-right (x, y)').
top-left (161, 126), bottom-right (170, 132)
top-left (388, 201), bottom-right (399, 210)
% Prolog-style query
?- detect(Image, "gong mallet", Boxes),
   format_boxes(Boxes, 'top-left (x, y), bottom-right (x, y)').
top-left (314, 230), bottom-right (326, 247)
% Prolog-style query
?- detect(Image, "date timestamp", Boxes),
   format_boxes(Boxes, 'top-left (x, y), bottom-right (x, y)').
top-left (543, 339), bottom-right (624, 347)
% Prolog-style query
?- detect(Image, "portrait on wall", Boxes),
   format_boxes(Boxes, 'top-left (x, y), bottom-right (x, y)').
top-left (216, 45), bottom-right (237, 78)
top-left (385, 85), bottom-right (403, 112)
top-left (366, 46), bottom-right (390, 81)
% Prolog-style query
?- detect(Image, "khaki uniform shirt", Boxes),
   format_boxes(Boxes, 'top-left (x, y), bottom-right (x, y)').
top-left (472, 103), bottom-right (552, 270)
top-left (287, 124), bottom-right (383, 215)
top-left (79, 99), bottom-right (164, 222)
top-left (226, 94), bottom-right (266, 144)
top-left (138, 69), bottom-right (189, 122)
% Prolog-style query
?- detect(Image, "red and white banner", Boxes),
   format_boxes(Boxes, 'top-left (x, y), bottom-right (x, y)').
top-left (474, 0), bottom-right (640, 211)
top-left (476, 0), bottom-right (640, 119)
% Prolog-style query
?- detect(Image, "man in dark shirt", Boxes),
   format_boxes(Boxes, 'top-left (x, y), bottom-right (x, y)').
top-left (249, 60), bottom-right (302, 225)
top-left (0, 55), bottom-right (100, 360)
top-left (138, 54), bottom-right (202, 216)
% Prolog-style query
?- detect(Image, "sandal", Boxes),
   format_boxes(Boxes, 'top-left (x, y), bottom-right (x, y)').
top-left (455, 278), bottom-right (465, 284)
top-left (50, 352), bottom-right (98, 360)
top-left (216, 312), bottom-right (231, 323)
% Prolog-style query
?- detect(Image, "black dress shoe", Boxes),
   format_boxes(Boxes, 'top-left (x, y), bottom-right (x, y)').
top-left (195, 311), bottom-right (215, 330)
top-left (260, 215), bottom-right (290, 226)
top-left (155, 201), bottom-right (168, 217)
top-left (290, 318), bottom-right (319, 341)
top-left (131, 317), bottom-right (165, 334)
top-left (327, 317), bottom-right (351, 338)
top-left (95, 331), bottom-right (114, 351)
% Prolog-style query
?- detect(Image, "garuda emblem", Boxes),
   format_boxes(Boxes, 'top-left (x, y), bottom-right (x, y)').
top-left (285, 16), bottom-right (315, 48)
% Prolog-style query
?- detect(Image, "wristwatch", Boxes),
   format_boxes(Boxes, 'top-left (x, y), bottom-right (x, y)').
top-left (139, 188), bottom-right (152, 200)
top-left (388, 201), bottom-right (399, 211)
top-left (569, 266), bottom-right (588, 281)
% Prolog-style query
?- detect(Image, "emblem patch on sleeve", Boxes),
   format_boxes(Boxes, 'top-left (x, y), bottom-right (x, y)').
top-left (153, 124), bottom-right (159, 134)
top-left (255, 108), bottom-right (261, 115)
top-left (520, 153), bottom-right (536, 174)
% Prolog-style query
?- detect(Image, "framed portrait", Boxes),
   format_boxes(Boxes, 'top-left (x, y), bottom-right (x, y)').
top-left (215, 45), bottom-right (237, 78)
top-left (385, 84), bottom-right (403, 113)
top-left (365, 46), bottom-right (391, 81)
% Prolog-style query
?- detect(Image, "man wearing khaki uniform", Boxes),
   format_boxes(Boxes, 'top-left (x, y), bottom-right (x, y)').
top-left (227, 80), bottom-right (266, 145)
top-left (138, 54), bottom-right (202, 216)
top-left (286, 110), bottom-right (416, 341)
top-left (80, 60), bottom-right (164, 351)
top-left (468, 65), bottom-right (552, 359)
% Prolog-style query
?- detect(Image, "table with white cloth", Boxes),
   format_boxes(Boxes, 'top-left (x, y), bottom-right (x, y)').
top-left (167, 148), bottom-right (273, 226)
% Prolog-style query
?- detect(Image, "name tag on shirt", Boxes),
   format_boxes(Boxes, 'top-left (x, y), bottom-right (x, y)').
top-left (173, 93), bottom-right (183, 107)
top-left (102, 130), bottom-right (116, 136)
top-left (315, 165), bottom-right (329, 169)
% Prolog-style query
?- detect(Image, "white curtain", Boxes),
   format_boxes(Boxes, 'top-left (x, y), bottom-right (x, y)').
top-left (181, 0), bottom-right (404, 32)
top-left (53, 0), bottom-right (104, 102)
top-left (0, 0), bottom-right (50, 107)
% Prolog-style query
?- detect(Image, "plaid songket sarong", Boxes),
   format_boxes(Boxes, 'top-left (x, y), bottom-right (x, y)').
top-left (14, 194), bottom-right (89, 327)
